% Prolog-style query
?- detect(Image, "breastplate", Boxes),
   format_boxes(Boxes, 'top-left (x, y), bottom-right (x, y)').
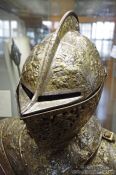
top-left (0, 116), bottom-right (116, 175)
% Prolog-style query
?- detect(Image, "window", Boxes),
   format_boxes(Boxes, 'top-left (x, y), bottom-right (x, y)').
top-left (0, 20), bottom-right (10, 38)
top-left (0, 38), bottom-right (3, 55)
top-left (26, 23), bottom-right (50, 46)
top-left (3, 20), bottom-right (10, 37)
top-left (27, 29), bottom-right (35, 46)
top-left (102, 40), bottom-right (112, 58)
top-left (95, 22), bottom-right (104, 40)
top-left (80, 23), bottom-right (92, 39)
top-left (42, 21), bottom-right (52, 30)
top-left (0, 19), bottom-right (19, 55)
top-left (53, 21), bottom-right (59, 30)
top-left (27, 30), bottom-right (35, 38)
top-left (80, 22), bottom-right (115, 59)
top-left (103, 22), bottom-right (115, 39)
top-left (0, 20), bottom-right (3, 37)
top-left (11, 20), bottom-right (18, 37)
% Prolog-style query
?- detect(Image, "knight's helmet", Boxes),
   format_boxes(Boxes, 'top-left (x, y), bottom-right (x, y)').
top-left (16, 11), bottom-right (106, 148)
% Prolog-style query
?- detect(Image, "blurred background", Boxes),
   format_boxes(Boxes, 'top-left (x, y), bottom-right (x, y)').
top-left (0, 0), bottom-right (116, 131)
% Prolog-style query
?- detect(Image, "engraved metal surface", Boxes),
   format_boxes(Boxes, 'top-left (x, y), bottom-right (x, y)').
top-left (0, 116), bottom-right (116, 175)
top-left (85, 128), bottom-right (116, 175)
top-left (19, 11), bottom-right (106, 116)
top-left (24, 83), bottom-right (103, 149)
top-left (0, 119), bottom-right (15, 175)
top-left (21, 23), bottom-right (105, 98)
top-left (0, 11), bottom-right (115, 175)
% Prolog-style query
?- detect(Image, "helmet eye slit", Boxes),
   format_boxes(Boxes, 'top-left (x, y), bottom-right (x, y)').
top-left (21, 83), bottom-right (81, 102)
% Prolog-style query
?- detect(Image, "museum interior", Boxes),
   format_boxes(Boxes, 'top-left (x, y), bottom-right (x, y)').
top-left (0, 0), bottom-right (116, 132)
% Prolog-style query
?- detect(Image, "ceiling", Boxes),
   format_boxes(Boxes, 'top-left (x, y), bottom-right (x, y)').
top-left (0, 0), bottom-right (116, 19)
top-left (75, 0), bottom-right (116, 17)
